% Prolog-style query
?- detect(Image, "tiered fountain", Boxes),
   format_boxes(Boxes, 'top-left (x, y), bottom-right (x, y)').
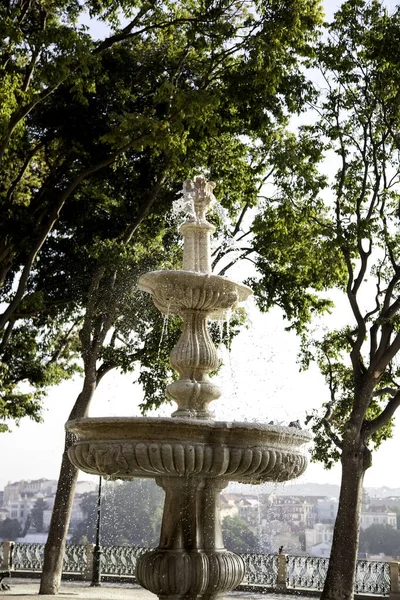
top-left (66, 176), bottom-right (310, 600)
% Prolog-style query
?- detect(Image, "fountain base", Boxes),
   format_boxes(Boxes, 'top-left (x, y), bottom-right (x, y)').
top-left (136, 477), bottom-right (244, 600)
top-left (137, 549), bottom-right (244, 600)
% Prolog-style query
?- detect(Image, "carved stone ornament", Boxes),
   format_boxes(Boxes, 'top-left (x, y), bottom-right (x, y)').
top-left (66, 177), bottom-right (311, 600)
top-left (67, 417), bottom-right (309, 483)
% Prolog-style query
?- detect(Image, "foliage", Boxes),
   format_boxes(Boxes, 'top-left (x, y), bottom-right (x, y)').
top-left (0, 0), bottom-right (324, 428)
top-left (359, 524), bottom-right (400, 558)
top-left (0, 518), bottom-right (21, 541)
top-left (71, 479), bottom-right (163, 546)
top-left (30, 498), bottom-right (48, 534)
top-left (246, 0), bottom-right (400, 469)
top-left (0, 319), bottom-right (81, 432)
top-left (304, 0), bottom-right (400, 467)
top-left (222, 515), bottom-right (258, 554)
top-left (249, 125), bottom-right (342, 327)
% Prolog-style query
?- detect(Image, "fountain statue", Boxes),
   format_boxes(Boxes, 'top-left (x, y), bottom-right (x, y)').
top-left (66, 176), bottom-right (311, 600)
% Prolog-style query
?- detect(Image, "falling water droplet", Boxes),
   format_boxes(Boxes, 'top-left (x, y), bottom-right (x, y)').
top-left (157, 303), bottom-right (171, 360)
top-left (218, 320), bottom-right (224, 347)
top-left (225, 309), bottom-right (232, 347)
top-left (212, 200), bottom-right (230, 228)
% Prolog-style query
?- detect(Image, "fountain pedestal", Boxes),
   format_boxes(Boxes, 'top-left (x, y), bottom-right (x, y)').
top-left (136, 477), bottom-right (244, 600)
top-left (66, 177), bottom-right (311, 600)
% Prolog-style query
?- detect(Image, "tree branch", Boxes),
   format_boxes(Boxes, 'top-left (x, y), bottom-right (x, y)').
top-left (363, 390), bottom-right (400, 439)
top-left (46, 318), bottom-right (81, 366)
top-left (232, 201), bottom-right (250, 237)
top-left (0, 319), bottom-right (15, 354)
top-left (373, 387), bottom-right (398, 397)
top-left (322, 418), bottom-right (343, 450)
top-left (122, 167), bottom-right (169, 244)
top-left (215, 248), bottom-right (254, 276)
top-left (5, 141), bottom-right (44, 203)
top-left (0, 134), bottom-right (149, 331)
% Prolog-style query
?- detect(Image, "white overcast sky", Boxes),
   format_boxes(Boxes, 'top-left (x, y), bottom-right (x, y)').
top-left (1, 0), bottom-right (400, 492)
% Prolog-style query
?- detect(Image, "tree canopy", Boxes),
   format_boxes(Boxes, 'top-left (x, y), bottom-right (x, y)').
top-left (72, 479), bottom-right (163, 547)
top-left (0, 0), bottom-right (324, 431)
top-left (0, 518), bottom-right (21, 541)
top-left (222, 515), bottom-right (259, 554)
top-left (30, 498), bottom-right (48, 534)
top-left (359, 524), bottom-right (400, 559)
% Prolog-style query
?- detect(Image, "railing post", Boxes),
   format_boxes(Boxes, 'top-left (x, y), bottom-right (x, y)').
top-left (82, 544), bottom-right (95, 582)
top-left (276, 553), bottom-right (287, 591)
top-left (389, 561), bottom-right (400, 598)
top-left (1, 541), bottom-right (14, 571)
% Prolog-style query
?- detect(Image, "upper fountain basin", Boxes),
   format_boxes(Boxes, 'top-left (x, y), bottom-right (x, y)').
top-left (66, 417), bottom-right (311, 484)
top-left (138, 270), bottom-right (252, 318)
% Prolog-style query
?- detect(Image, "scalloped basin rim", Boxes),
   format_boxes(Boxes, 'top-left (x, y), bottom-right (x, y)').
top-left (138, 270), bottom-right (253, 302)
top-left (66, 416), bottom-right (311, 446)
top-left (66, 417), bottom-right (311, 483)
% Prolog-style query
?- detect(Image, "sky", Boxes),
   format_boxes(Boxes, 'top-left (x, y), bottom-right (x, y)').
top-left (1, 0), bottom-right (400, 493)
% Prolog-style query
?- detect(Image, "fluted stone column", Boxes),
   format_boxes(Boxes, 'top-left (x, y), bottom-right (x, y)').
top-left (168, 310), bottom-right (221, 419)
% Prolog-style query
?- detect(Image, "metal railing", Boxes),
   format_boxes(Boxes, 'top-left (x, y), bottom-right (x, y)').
top-left (99, 545), bottom-right (149, 577)
top-left (287, 555), bottom-right (329, 591)
top-left (242, 553), bottom-right (392, 596)
top-left (242, 553), bottom-right (278, 587)
top-left (1, 542), bottom-right (398, 597)
top-left (355, 560), bottom-right (391, 596)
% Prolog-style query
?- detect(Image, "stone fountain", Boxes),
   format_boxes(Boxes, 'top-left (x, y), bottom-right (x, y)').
top-left (66, 176), bottom-right (311, 600)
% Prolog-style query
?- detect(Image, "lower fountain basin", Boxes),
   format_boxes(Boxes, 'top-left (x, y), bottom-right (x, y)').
top-left (66, 417), bottom-right (311, 484)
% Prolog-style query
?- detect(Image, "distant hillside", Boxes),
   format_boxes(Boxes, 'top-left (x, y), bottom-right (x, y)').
top-left (228, 482), bottom-right (341, 498)
top-left (228, 482), bottom-right (400, 499)
top-left (366, 487), bottom-right (400, 498)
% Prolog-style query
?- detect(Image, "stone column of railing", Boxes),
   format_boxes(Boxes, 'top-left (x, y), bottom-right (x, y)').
top-left (276, 553), bottom-right (287, 591)
top-left (390, 561), bottom-right (400, 598)
top-left (1, 541), bottom-right (14, 571)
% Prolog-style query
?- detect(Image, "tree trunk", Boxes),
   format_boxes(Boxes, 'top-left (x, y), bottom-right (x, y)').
top-left (39, 431), bottom-right (79, 594)
top-left (320, 440), bottom-right (367, 600)
top-left (39, 376), bottom-right (96, 595)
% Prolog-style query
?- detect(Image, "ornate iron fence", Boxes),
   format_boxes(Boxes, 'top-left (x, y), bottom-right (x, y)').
top-left (63, 544), bottom-right (87, 574)
top-left (285, 555), bottom-right (390, 596)
top-left (13, 543), bottom-right (44, 572)
top-left (287, 555), bottom-right (329, 591)
top-left (242, 553), bottom-right (278, 587)
top-left (101, 546), bottom-right (149, 576)
top-left (10, 543), bottom-right (149, 576)
top-left (355, 560), bottom-right (391, 596)
top-left (12, 543), bottom-right (87, 574)
top-left (2, 543), bottom-right (395, 596)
